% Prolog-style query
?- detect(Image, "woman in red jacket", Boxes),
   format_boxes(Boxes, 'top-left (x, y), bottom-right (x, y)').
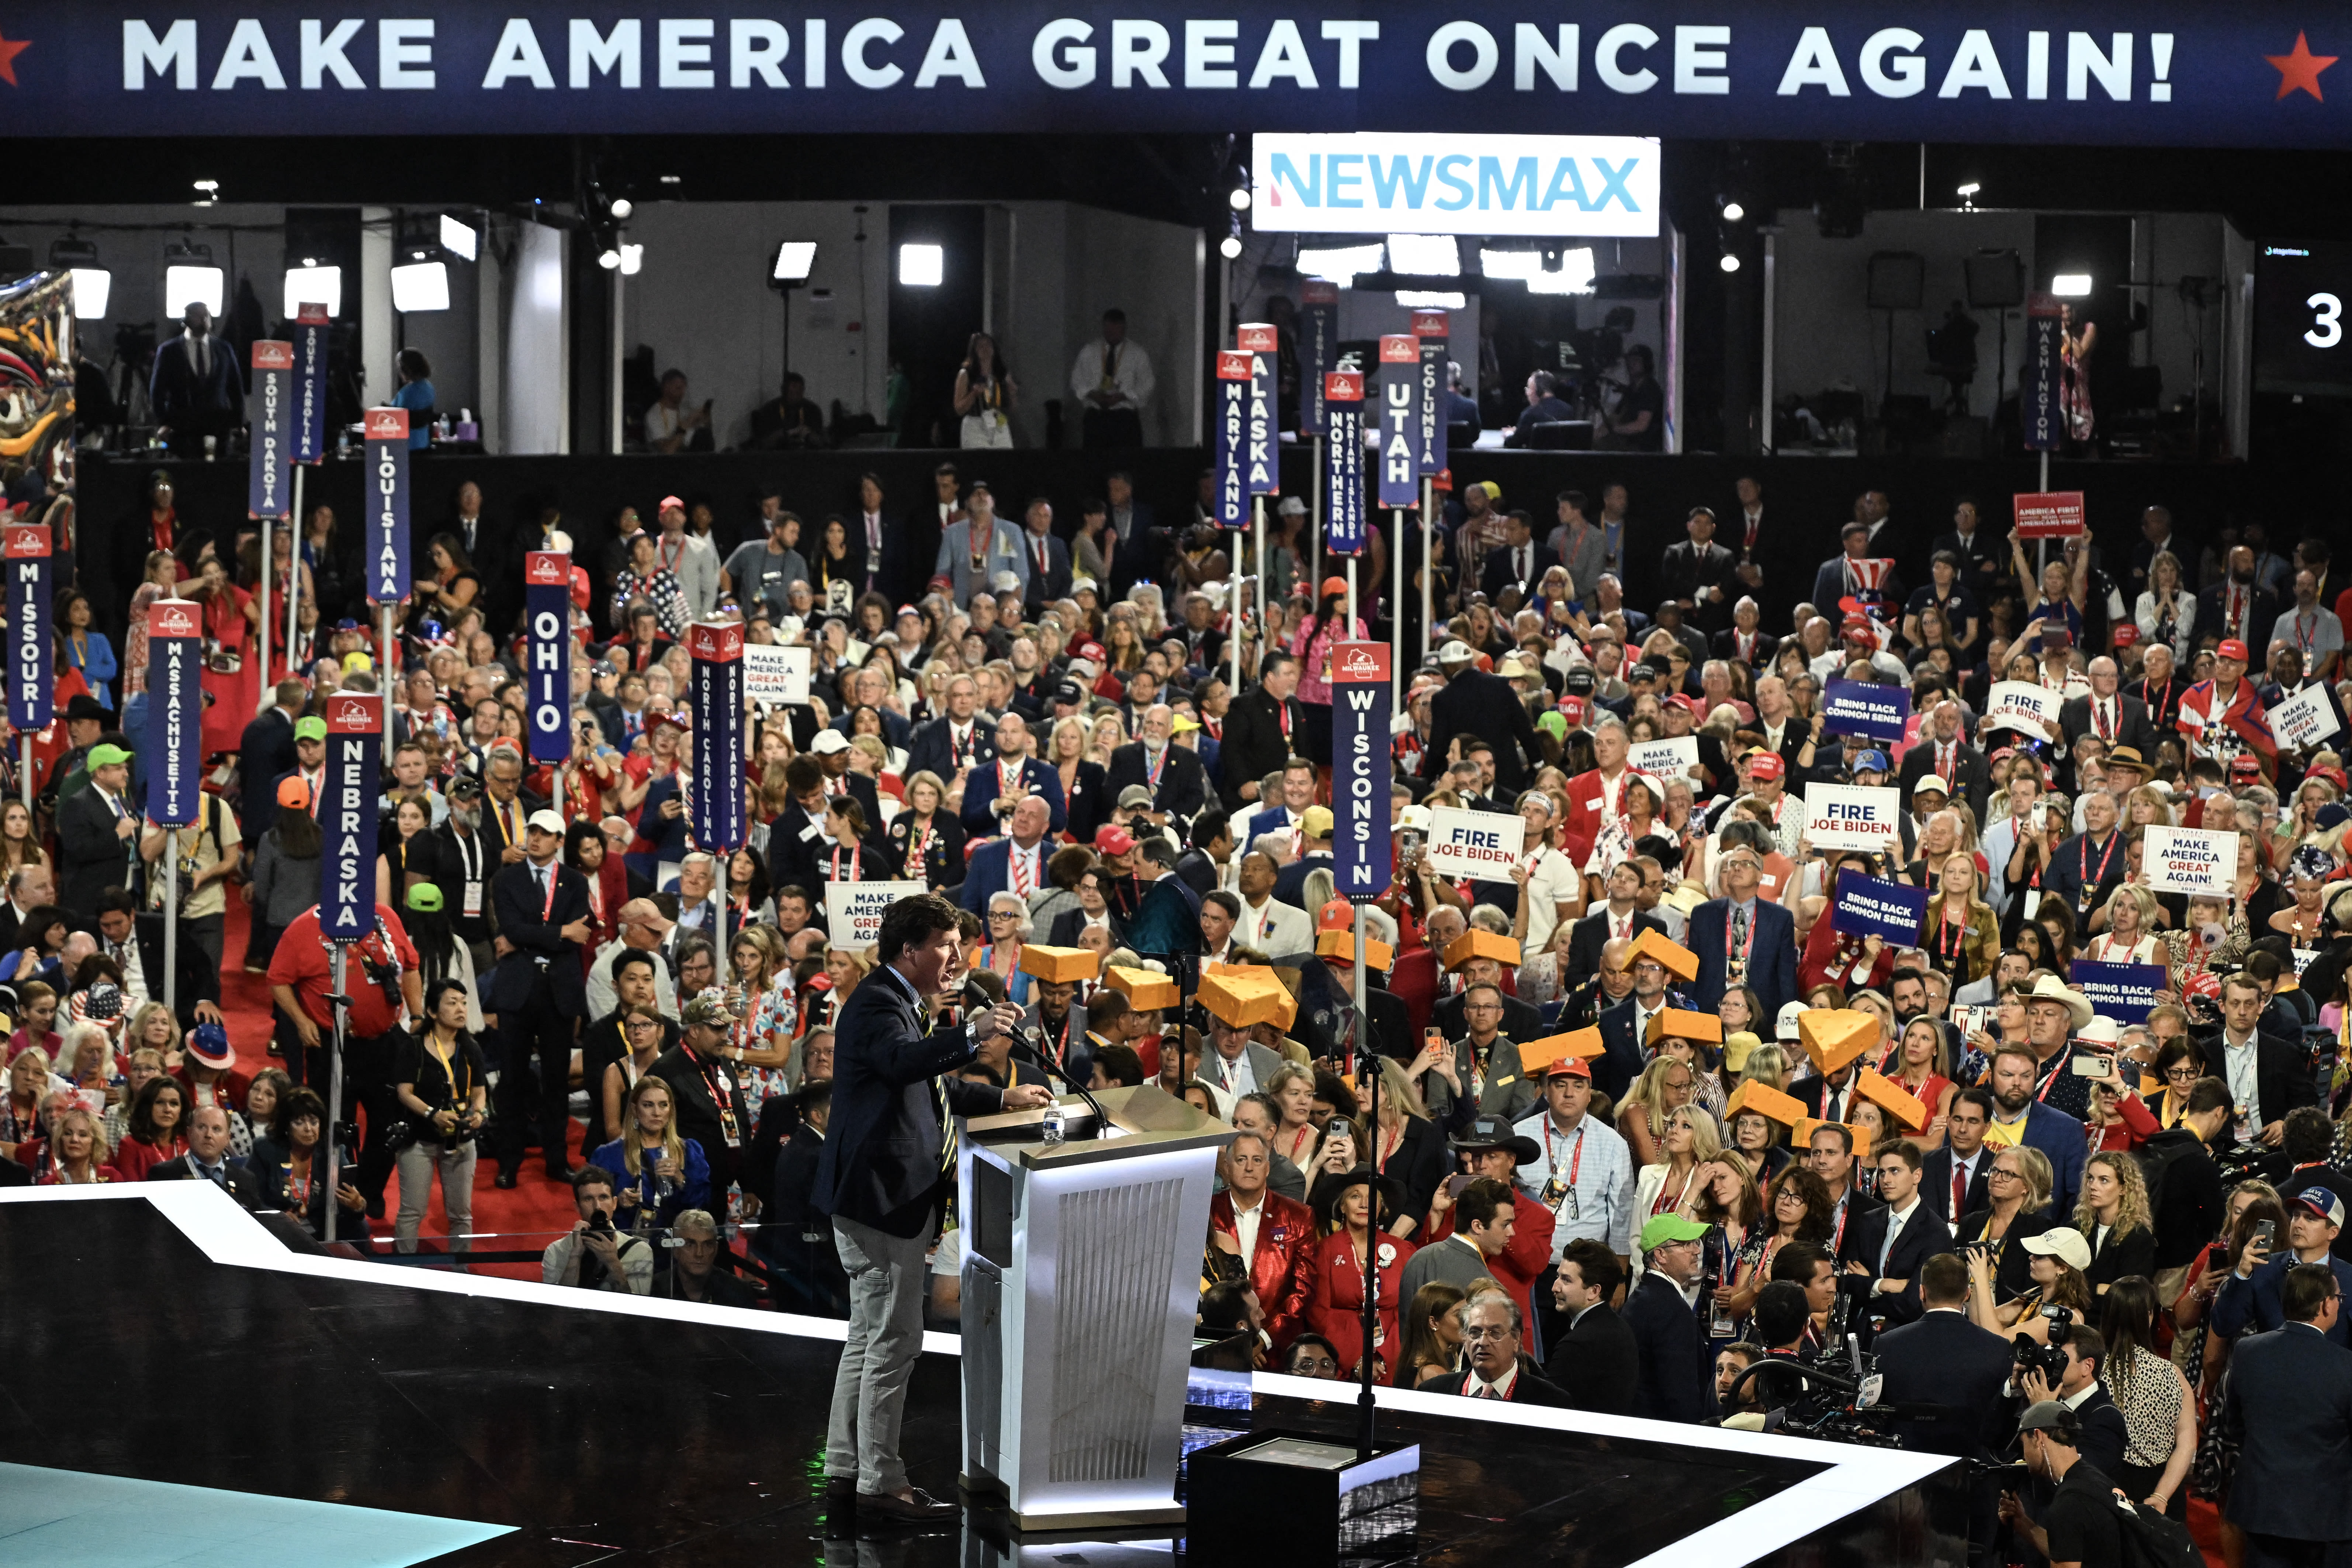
top-left (1302, 1168), bottom-right (1416, 1381)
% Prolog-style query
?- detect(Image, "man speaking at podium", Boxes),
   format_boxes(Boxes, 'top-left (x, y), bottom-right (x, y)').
top-left (815, 892), bottom-right (1052, 1524)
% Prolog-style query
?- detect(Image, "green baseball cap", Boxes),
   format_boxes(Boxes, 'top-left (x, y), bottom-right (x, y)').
top-left (405, 883), bottom-right (445, 913)
top-left (294, 716), bottom-right (328, 741)
top-left (87, 743), bottom-right (133, 769)
top-left (1638, 1213), bottom-right (1710, 1253)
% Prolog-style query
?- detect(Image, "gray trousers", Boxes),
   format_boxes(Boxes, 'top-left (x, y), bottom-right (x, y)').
top-left (825, 1214), bottom-right (930, 1494)
top-left (393, 1139), bottom-right (477, 1254)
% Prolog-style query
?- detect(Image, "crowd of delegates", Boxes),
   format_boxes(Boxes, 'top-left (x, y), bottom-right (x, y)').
top-left (20, 453), bottom-right (2352, 1556)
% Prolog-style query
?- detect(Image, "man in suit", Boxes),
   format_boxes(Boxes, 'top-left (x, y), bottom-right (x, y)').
top-left (2213, 1190), bottom-right (2352, 1348)
top-left (1874, 1252), bottom-right (2016, 1459)
top-left (1594, 947), bottom-right (1694, 1105)
top-left (104, 896), bottom-right (222, 1027)
top-left (2224, 1260), bottom-right (2352, 1567)
top-left (904, 674), bottom-right (997, 784)
top-left (143, 1103), bottom-right (264, 1209)
top-left (1986, 1042), bottom-right (2090, 1219)
top-left (1208, 1129), bottom-right (1316, 1349)
top-left (1838, 1140), bottom-right (1954, 1338)
top-left (1812, 520), bottom-right (1904, 615)
top-left (2040, 789), bottom-right (2128, 938)
top-left (2203, 970), bottom-right (2322, 1147)
top-left (1622, 1214), bottom-right (1716, 1423)
top-left (1269, 809), bottom-right (1334, 910)
top-left (1687, 847), bottom-right (1799, 1022)
top-left (488, 809), bottom-right (594, 1188)
top-left (1564, 863), bottom-right (1666, 993)
top-left (1014, 497), bottom-right (1072, 609)
top-left (2060, 656), bottom-right (2161, 760)
top-left (1421, 641), bottom-right (1541, 799)
top-left (1106, 704), bottom-right (1210, 824)
top-left (1198, 1010), bottom-right (1291, 1114)
top-left (935, 484), bottom-right (1028, 606)
top-left (1933, 498), bottom-right (2006, 602)
top-left (1659, 506), bottom-right (1739, 634)
top-left (1477, 510), bottom-right (1558, 604)
top-left (1920, 1087), bottom-right (1996, 1229)
top-left (57, 743), bottom-right (142, 928)
top-left (960, 796), bottom-right (1055, 916)
top-left (0, 862), bottom-right (52, 955)
top-left (1219, 653), bottom-right (1305, 809)
top-left (1432, 951), bottom-right (1544, 1044)
top-left (1424, 983), bottom-right (1539, 1130)
top-left (1427, 1290), bottom-right (1576, 1406)
top-left (1546, 1239), bottom-right (1639, 1414)
top-left (1711, 595), bottom-right (1779, 671)
top-left (1896, 695), bottom-right (1994, 823)
top-left (238, 680), bottom-right (306, 847)
top-left (812, 893), bottom-right (1046, 1524)
top-left (959, 715), bottom-right (1066, 837)
top-left (148, 302), bottom-right (245, 455)
top-left (1232, 850), bottom-right (1313, 957)
top-left (2201, 545), bottom-right (2282, 658)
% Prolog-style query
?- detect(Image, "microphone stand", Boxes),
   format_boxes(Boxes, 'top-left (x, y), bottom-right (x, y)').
top-left (1009, 1032), bottom-right (1113, 1136)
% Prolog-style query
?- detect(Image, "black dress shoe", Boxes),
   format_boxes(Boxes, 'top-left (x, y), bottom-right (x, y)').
top-left (494, 1167), bottom-right (520, 1190)
top-left (858, 1488), bottom-right (958, 1523)
top-left (545, 1161), bottom-right (581, 1181)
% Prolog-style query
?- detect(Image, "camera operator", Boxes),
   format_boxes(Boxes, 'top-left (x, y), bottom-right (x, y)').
top-left (2014, 1322), bottom-right (2128, 1485)
top-left (390, 977), bottom-right (489, 1255)
top-left (1998, 1403), bottom-right (2126, 1568)
top-left (543, 1165), bottom-right (653, 1294)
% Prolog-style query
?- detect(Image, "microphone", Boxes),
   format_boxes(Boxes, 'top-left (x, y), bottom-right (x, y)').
top-left (998, 1016), bottom-right (1112, 1136)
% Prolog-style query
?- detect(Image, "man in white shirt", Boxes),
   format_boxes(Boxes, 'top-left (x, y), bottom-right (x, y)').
top-left (1070, 308), bottom-right (1155, 449)
top-left (642, 370), bottom-right (710, 453)
top-left (652, 495), bottom-right (720, 618)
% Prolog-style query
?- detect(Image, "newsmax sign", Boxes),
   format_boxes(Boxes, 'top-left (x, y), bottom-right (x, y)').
top-left (1251, 132), bottom-right (1658, 236)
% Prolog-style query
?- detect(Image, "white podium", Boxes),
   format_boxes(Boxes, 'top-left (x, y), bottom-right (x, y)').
top-left (956, 1084), bottom-right (1232, 1530)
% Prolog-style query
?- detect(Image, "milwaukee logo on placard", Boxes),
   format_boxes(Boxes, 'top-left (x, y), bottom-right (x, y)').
top-left (1216, 350), bottom-right (1253, 380)
top-left (1411, 309), bottom-right (1449, 337)
top-left (1236, 323), bottom-right (1278, 353)
top-left (364, 408), bottom-right (408, 441)
top-left (5, 527), bottom-right (44, 559)
top-left (1336, 644), bottom-right (1391, 682)
top-left (1302, 281), bottom-right (1339, 305)
top-left (1380, 335), bottom-right (1417, 364)
top-left (251, 340), bottom-right (293, 370)
top-left (329, 696), bottom-right (375, 731)
top-left (1327, 372), bottom-right (1364, 401)
top-left (690, 622), bottom-right (744, 661)
top-left (297, 303), bottom-right (330, 325)
top-left (526, 552), bottom-right (569, 585)
top-left (150, 602), bottom-right (199, 639)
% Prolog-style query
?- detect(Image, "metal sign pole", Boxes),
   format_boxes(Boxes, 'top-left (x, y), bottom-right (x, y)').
top-left (1390, 508), bottom-right (1407, 712)
top-left (163, 851), bottom-right (179, 1023)
top-left (1420, 478), bottom-right (1435, 665)
top-left (379, 604), bottom-right (397, 759)
top-left (1252, 493), bottom-right (1267, 687)
top-left (287, 468), bottom-right (305, 679)
top-left (17, 735), bottom-right (26, 811)
top-left (325, 945), bottom-right (348, 1244)
top-left (1356, 938), bottom-right (1380, 1460)
top-left (257, 515), bottom-right (271, 692)
top-left (1310, 433), bottom-right (1324, 599)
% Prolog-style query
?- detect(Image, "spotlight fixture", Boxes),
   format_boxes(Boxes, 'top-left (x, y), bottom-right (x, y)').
top-left (1385, 233), bottom-right (1461, 276)
top-left (619, 243), bottom-right (642, 277)
top-left (389, 259), bottom-right (451, 312)
top-left (281, 260), bottom-right (344, 318)
top-left (1229, 187), bottom-right (1252, 213)
top-left (48, 237), bottom-right (108, 319)
top-left (610, 197), bottom-right (634, 220)
top-left (162, 237), bottom-right (222, 315)
top-left (2051, 273), bottom-right (2093, 297)
top-left (1957, 181), bottom-right (1982, 212)
top-left (1219, 235), bottom-right (1243, 260)
top-left (1719, 253), bottom-right (1742, 273)
top-left (659, 174), bottom-right (682, 186)
top-left (1721, 200), bottom-right (1745, 223)
top-left (192, 179), bottom-right (220, 205)
top-left (439, 214), bottom-right (479, 262)
top-left (598, 247), bottom-right (622, 271)
top-left (770, 241), bottom-right (817, 285)
top-left (898, 243), bottom-right (944, 287)
top-left (1295, 243), bottom-right (1383, 285)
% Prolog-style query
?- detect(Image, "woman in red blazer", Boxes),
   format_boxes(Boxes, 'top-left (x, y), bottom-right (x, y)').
top-left (1302, 1168), bottom-right (1416, 1381)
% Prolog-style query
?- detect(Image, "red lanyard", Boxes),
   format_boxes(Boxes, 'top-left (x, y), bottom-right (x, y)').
top-left (536, 863), bottom-right (558, 923)
top-left (1146, 747), bottom-right (1167, 786)
top-left (830, 844), bottom-right (862, 882)
top-left (1724, 904), bottom-right (1757, 965)
top-left (2077, 833), bottom-right (2119, 907)
top-left (1278, 703), bottom-right (1292, 740)
top-left (1545, 1119), bottom-right (1586, 1188)
top-left (1936, 911), bottom-right (1967, 962)
top-left (909, 819), bottom-right (934, 870)
top-left (679, 1042), bottom-right (741, 1147)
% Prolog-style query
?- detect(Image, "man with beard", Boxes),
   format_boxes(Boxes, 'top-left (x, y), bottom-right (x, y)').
top-left (1984, 1040), bottom-right (2088, 1218)
top-left (430, 774), bottom-right (499, 978)
top-left (2199, 544), bottom-right (2281, 658)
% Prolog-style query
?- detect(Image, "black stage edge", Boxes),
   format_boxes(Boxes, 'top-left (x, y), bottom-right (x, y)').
top-left (0, 1194), bottom-right (1965, 1567)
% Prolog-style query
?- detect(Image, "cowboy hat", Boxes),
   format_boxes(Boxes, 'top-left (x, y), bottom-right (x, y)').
top-left (2026, 973), bottom-right (2096, 1032)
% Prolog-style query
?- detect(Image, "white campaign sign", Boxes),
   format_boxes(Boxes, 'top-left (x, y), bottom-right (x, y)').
top-left (1628, 736), bottom-right (1701, 780)
top-left (1423, 805), bottom-right (1527, 880)
top-left (744, 643), bottom-right (811, 707)
top-left (1805, 783), bottom-right (1902, 851)
top-left (2144, 827), bottom-right (2239, 895)
top-left (825, 880), bottom-right (927, 949)
top-left (1984, 681), bottom-right (2061, 738)
top-left (2270, 685), bottom-right (2342, 752)
top-left (1252, 132), bottom-right (1661, 238)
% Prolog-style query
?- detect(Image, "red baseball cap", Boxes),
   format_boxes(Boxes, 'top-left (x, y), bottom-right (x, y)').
top-left (1666, 692), bottom-right (1705, 716)
top-left (2217, 638), bottom-right (2250, 662)
top-left (1320, 576), bottom-right (1350, 601)
top-left (1842, 614), bottom-right (1875, 635)
top-left (1747, 751), bottom-right (1786, 782)
top-left (1559, 694), bottom-right (1590, 727)
top-left (1094, 824), bottom-right (1136, 856)
top-left (658, 494), bottom-right (685, 512)
top-left (2110, 622), bottom-right (2140, 648)
top-left (2230, 754), bottom-right (2263, 780)
top-left (1317, 898), bottom-right (1354, 933)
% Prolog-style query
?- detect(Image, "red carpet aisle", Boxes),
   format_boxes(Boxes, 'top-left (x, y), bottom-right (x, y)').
top-left (218, 894), bottom-right (585, 1276)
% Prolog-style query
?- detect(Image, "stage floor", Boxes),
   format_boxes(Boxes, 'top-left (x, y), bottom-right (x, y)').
top-left (0, 1188), bottom-right (1956, 1567)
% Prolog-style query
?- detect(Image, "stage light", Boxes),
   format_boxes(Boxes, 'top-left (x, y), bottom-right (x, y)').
top-left (659, 174), bottom-right (682, 186)
top-left (899, 243), bottom-right (944, 287)
top-left (1395, 291), bottom-right (1466, 308)
top-left (1720, 253), bottom-right (1742, 273)
top-left (1957, 183), bottom-right (1981, 198)
top-left (48, 238), bottom-right (108, 319)
top-left (2052, 273), bottom-right (2093, 297)
top-left (192, 179), bottom-right (220, 204)
top-left (1229, 187), bottom-right (1252, 212)
top-left (163, 238), bottom-right (222, 315)
top-left (772, 241), bottom-right (817, 283)
top-left (1386, 233), bottom-right (1461, 276)
top-left (598, 247), bottom-right (621, 270)
top-left (1481, 246), bottom-right (1595, 295)
top-left (389, 259), bottom-right (450, 312)
top-left (1219, 235), bottom-right (1243, 260)
top-left (281, 263), bottom-right (343, 319)
top-left (1721, 201), bottom-right (1745, 223)
top-left (439, 214), bottom-right (478, 262)
top-left (1296, 243), bottom-right (1383, 285)
top-left (619, 243), bottom-right (643, 276)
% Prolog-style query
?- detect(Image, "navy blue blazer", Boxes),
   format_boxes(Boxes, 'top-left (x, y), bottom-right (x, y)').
top-left (2009, 1101), bottom-right (2090, 1220)
top-left (1873, 1308), bottom-right (2015, 1458)
top-left (1686, 897), bottom-right (1798, 1024)
top-left (959, 836), bottom-right (1044, 915)
top-left (904, 716), bottom-right (997, 782)
top-left (486, 861), bottom-right (592, 1018)
top-left (1621, 1271), bottom-right (1715, 1425)
top-left (1593, 990), bottom-right (1695, 1104)
top-left (811, 969), bottom-right (1005, 1239)
top-left (2225, 1322), bottom-right (2352, 1544)
top-left (959, 757), bottom-right (1067, 836)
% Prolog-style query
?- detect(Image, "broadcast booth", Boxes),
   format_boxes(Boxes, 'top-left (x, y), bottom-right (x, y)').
top-left (1, 6), bottom-right (2346, 1565)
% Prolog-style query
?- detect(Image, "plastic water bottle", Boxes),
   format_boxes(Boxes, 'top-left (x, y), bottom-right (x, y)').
top-left (1040, 1099), bottom-right (1066, 1145)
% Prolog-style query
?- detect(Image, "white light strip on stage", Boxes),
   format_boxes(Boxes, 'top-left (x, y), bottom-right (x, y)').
top-left (4, 1186), bottom-right (1950, 1566)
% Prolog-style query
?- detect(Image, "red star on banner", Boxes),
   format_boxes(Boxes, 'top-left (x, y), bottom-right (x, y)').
top-left (0, 32), bottom-right (29, 86)
top-left (2268, 31), bottom-right (2338, 100)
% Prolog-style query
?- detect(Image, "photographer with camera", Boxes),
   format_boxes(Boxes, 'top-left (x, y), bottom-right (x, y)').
top-left (2012, 1317), bottom-right (2128, 1485)
top-left (543, 1164), bottom-right (653, 1294)
top-left (1997, 1402), bottom-right (2126, 1568)
top-left (390, 977), bottom-right (489, 1255)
